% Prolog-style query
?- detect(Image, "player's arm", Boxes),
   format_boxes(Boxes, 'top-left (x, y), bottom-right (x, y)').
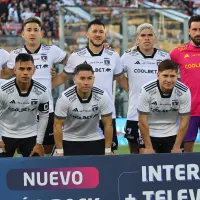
top-left (54, 117), bottom-right (65, 156)
top-left (172, 87), bottom-right (191, 153)
top-left (101, 114), bottom-right (113, 154)
top-left (1, 66), bottom-right (14, 79)
top-left (172, 114), bottom-right (190, 153)
top-left (30, 95), bottom-right (49, 157)
top-left (114, 73), bottom-right (128, 93)
top-left (52, 71), bottom-right (70, 89)
top-left (138, 87), bottom-right (155, 154)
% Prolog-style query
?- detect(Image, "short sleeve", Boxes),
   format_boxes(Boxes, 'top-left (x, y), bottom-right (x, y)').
top-left (113, 52), bottom-right (123, 76)
top-left (55, 93), bottom-right (69, 118)
top-left (0, 49), bottom-right (9, 70)
top-left (6, 50), bottom-right (16, 69)
top-left (100, 92), bottom-right (113, 116)
top-left (51, 45), bottom-right (67, 64)
top-left (63, 53), bottom-right (76, 75)
top-left (121, 53), bottom-right (127, 72)
top-left (137, 87), bottom-right (150, 115)
top-left (179, 88), bottom-right (191, 115)
top-left (38, 89), bottom-right (49, 113)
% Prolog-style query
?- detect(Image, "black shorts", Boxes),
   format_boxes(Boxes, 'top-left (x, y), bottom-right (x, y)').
top-left (0, 136), bottom-right (38, 157)
top-left (63, 139), bottom-right (105, 156)
top-left (99, 119), bottom-right (118, 151)
top-left (139, 135), bottom-right (184, 153)
top-left (124, 120), bottom-right (139, 144)
top-left (38, 112), bottom-right (55, 145)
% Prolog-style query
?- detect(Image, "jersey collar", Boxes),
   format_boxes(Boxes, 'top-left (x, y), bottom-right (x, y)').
top-left (75, 87), bottom-right (92, 103)
top-left (157, 80), bottom-right (172, 98)
top-left (87, 46), bottom-right (104, 57)
top-left (15, 78), bottom-right (34, 97)
top-left (137, 46), bottom-right (157, 58)
top-left (24, 44), bottom-right (41, 54)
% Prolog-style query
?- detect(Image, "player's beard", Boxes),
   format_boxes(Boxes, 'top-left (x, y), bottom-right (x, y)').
top-left (191, 36), bottom-right (200, 46)
top-left (90, 39), bottom-right (104, 48)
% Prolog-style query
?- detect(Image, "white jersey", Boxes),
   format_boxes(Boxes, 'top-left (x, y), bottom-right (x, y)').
top-left (7, 44), bottom-right (67, 113)
top-left (121, 47), bottom-right (170, 121)
top-left (0, 79), bottom-right (49, 144)
top-left (55, 85), bottom-right (113, 141)
top-left (63, 46), bottom-right (123, 118)
top-left (138, 79), bottom-right (191, 138)
top-left (0, 48), bottom-right (9, 70)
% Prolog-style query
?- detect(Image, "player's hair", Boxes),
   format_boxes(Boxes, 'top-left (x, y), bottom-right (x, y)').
top-left (22, 16), bottom-right (42, 30)
top-left (188, 15), bottom-right (200, 28)
top-left (136, 23), bottom-right (156, 37)
top-left (87, 19), bottom-right (105, 30)
top-left (74, 64), bottom-right (94, 75)
top-left (15, 53), bottom-right (34, 64)
top-left (158, 59), bottom-right (178, 73)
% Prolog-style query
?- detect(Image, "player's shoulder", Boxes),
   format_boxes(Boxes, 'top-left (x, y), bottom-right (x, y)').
top-left (0, 79), bottom-right (15, 92)
top-left (156, 49), bottom-right (170, 57)
top-left (11, 46), bottom-right (24, 54)
top-left (63, 85), bottom-right (76, 99)
top-left (72, 47), bottom-right (87, 56)
top-left (173, 43), bottom-right (189, 52)
top-left (123, 46), bottom-right (139, 57)
top-left (32, 80), bottom-right (47, 92)
top-left (104, 48), bottom-right (119, 57)
top-left (174, 80), bottom-right (189, 93)
top-left (142, 79), bottom-right (158, 93)
top-left (92, 86), bottom-right (104, 96)
top-left (41, 43), bottom-right (53, 51)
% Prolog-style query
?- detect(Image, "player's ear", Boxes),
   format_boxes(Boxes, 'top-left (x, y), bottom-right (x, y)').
top-left (157, 72), bottom-right (160, 79)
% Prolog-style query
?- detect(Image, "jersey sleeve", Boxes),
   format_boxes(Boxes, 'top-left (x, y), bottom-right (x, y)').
top-left (113, 52), bottom-right (123, 76)
top-left (120, 53), bottom-right (127, 72)
top-left (137, 87), bottom-right (150, 115)
top-left (100, 92), bottom-right (113, 116)
top-left (63, 53), bottom-right (76, 75)
top-left (51, 45), bottom-right (67, 64)
top-left (179, 88), bottom-right (191, 115)
top-left (6, 50), bottom-right (16, 69)
top-left (37, 89), bottom-right (49, 144)
top-left (0, 88), bottom-right (7, 140)
top-left (0, 49), bottom-right (9, 70)
top-left (55, 93), bottom-right (69, 118)
top-left (170, 48), bottom-right (179, 64)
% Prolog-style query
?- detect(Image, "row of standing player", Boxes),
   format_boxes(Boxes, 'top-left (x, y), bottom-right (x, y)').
top-left (0, 14), bottom-right (199, 156)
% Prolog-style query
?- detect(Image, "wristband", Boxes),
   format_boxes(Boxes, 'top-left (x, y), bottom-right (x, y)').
top-left (56, 149), bottom-right (64, 154)
top-left (105, 148), bottom-right (111, 153)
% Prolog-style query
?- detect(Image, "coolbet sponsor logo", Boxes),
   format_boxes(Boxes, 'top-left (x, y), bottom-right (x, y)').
top-left (134, 69), bottom-right (157, 74)
top-left (185, 63), bottom-right (200, 69)
top-left (35, 64), bottom-right (48, 69)
top-left (7, 167), bottom-right (99, 190)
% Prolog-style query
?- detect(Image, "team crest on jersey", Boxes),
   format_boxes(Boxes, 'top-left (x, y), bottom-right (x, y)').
top-left (171, 100), bottom-right (179, 110)
top-left (92, 105), bottom-right (99, 112)
top-left (104, 58), bottom-right (110, 66)
top-left (41, 54), bottom-right (47, 62)
top-left (31, 99), bottom-right (38, 105)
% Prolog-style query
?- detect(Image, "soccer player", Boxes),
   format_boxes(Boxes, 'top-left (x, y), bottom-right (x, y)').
top-left (121, 23), bottom-right (170, 153)
top-left (170, 15), bottom-right (200, 152)
top-left (1, 17), bottom-right (68, 155)
top-left (54, 63), bottom-right (113, 156)
top-left (0, 53), bottom-right (49, 157)
top-left (138, 59), bottom-right (191, 154)
top-left (52, 19), bottom-right (128, 152)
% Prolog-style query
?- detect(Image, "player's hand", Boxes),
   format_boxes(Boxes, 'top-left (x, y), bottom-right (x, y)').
top-left (143, 148), bottom-right (155, 154)
top-left (54, 153), bottom-right (64, 156)
top-left (0, 140), bottom-right (6, 152)
top-left (105, 152), bottom-right (114, 155)
top-left (30, 144), bottom-right (45, 157)
top-left (171, 148), bottom-right (182, 153)
top-left (51, 65), bottom-right (57, 79)
top-left (103, 43), bottom-right (112, 49)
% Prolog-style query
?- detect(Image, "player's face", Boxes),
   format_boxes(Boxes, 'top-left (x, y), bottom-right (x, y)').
top-left (74, 71), bottom-right (94, 93)
top-left (189, 22), bottom-right (200, 46)
top-left (22, 23), bottom-right (42, 47)
top-left (157, 69), bottom-right (178, 93)
top-left (87, 24), bottom-right (106, 47)
top-left (136, 29), bottom-right (156, 51)
top-left (14, 61), bottom-right (35, 83)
